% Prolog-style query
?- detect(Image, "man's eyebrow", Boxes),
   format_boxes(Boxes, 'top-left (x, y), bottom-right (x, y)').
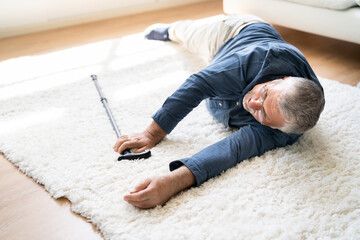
top-left (262, 86), bottom-right (271, 120)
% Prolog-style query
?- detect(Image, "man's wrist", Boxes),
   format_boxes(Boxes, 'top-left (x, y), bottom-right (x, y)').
top-left (146, 120), bottom-right (167, 143)
top-left (167, 165), bottom-right (196, 194)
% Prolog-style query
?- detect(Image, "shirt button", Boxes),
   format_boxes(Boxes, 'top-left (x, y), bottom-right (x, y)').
top-left (219, 102), bottom-right (222, 107)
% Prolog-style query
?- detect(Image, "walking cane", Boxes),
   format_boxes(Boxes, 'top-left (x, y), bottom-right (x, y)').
top-left (91, 75), bottom-right (151, 160)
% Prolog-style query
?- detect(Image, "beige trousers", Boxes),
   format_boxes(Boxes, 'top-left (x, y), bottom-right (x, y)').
top-left (168, 14), bottom-right (265, 62)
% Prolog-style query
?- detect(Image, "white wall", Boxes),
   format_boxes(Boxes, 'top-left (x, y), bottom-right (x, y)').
top-left (0, 0), bottom-right (210, 38)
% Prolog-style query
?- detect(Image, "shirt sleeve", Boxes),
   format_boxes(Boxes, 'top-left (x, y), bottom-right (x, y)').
top-left (152, 56), bottom-right (245, 134)
top-left (169, 125), bottom-right (280, 186)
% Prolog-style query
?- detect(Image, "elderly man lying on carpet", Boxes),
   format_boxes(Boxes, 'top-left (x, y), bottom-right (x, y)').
top-left (113, 15), bottom-right (325, 209)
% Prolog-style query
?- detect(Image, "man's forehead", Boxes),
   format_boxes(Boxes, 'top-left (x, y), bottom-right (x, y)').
top-left (263, 85), bottom-right (286, 127)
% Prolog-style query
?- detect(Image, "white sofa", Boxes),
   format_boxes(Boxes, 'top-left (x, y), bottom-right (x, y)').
top-left (223, 0), bottom-right (360, 44)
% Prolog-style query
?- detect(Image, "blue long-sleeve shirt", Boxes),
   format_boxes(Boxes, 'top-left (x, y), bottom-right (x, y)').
top-left (152, 23), bottom-right (323, 186)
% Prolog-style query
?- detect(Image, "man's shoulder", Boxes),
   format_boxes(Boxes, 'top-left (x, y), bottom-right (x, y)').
top-left (245, 123), bottom-right (301, 146)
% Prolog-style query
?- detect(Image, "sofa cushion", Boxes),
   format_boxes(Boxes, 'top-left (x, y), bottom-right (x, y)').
top-left (283, 0), bottom-right (357, 10)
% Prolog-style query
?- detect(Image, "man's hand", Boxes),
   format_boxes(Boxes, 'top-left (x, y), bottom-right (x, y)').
top-left (113, 120), bottom-right (166, 154)
top-left (123, 176), bottom-right (175, 209)
top-left (124, 166), bottom-right (196, 209)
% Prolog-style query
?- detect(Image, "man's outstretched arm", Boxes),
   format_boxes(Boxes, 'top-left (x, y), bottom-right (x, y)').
top-left (123, 165), bottom-right (196, 209)
top-left (170, 125), bottom-right (281, 186)
top-left (123, 125), bottom-right (278, 209)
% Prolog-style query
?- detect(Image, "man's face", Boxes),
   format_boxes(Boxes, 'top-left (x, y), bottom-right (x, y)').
top-left (242, 80), bottom-right (287, 128)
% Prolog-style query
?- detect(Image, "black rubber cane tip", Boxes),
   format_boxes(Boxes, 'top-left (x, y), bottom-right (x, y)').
top-left (117, 149), bottom-right (151, 161)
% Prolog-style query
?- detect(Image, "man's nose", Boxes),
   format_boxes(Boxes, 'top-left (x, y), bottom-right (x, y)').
top-left (248, 99), bottom-right (262, 111)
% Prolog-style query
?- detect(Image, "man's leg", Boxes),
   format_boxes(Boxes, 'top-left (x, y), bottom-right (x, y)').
top-left (146, 15), bottom-right (264, 61)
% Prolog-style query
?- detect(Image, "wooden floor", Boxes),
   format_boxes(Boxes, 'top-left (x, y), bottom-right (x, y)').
top-left (0, 0), bottom-right (359, 239)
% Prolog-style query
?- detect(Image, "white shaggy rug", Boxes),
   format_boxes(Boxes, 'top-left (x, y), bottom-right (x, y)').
top-left (0, 33), bottom-right (359, 240)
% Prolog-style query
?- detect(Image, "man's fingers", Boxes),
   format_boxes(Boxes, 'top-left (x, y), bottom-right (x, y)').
top-left (125, 199), bottom-right (153, 209)
top-left (133, 146), bottom-right (149, 154)
top-left (133, 178), bottom-right (152, 192)
top-left (123, 175), bottom-right (172, 209)
top-left (124, 189), bottom-right (157, 209)
top-left (113, 131), bottom-right (157, 154)
top-left (113, 135), bottom-right (129, 152)
top-left (124, 190), bottom-right (149, 202)
top-left (118, 140), bottom-right (143, 154)
top-left (123, 178), bottom-right (153, 204)
top-left (124, 193), bottom-right (149, 203)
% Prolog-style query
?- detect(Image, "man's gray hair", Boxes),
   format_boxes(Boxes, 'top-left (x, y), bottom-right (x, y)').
top-left (276, 77), bottom-right (325, 134)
